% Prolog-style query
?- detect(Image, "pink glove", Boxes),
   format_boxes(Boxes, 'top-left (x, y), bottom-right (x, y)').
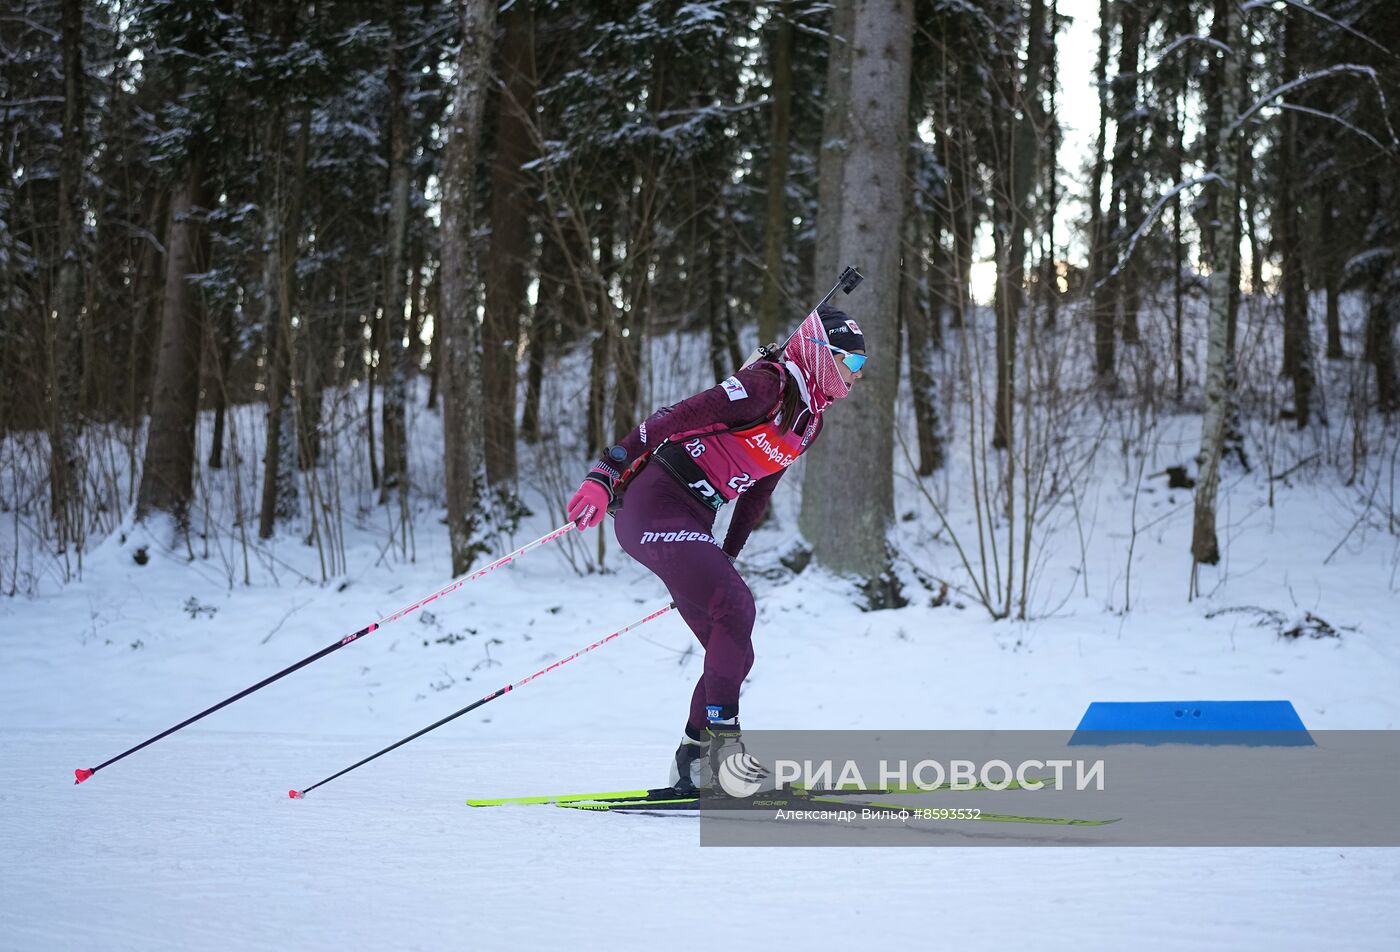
top-left (567, 479), bottom-right (610, 530)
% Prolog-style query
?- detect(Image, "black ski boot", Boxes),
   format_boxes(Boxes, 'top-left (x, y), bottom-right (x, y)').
top-left (669, 730), bottom-right (711, 793)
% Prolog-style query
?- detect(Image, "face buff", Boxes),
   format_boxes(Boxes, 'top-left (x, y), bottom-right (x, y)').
top-left (784, 309), bottom-right (855, 412)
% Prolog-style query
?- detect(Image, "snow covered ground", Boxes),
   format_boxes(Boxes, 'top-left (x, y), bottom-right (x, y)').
top-left (5, 731), bottom-right (1398, 951)
top-left (5, 458), bottom-right (1400, 949)
top-left (4, 313), bottom-right (1400, 949)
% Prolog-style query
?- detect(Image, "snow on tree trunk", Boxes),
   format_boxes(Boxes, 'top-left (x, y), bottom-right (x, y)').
top-left (799, 0), bottom-right (913, 602)
top-left (440, 0), bottom-right (498, 576)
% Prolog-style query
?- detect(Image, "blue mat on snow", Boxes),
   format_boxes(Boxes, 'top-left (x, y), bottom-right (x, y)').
top-left (1068, 700), bottom-right (1314, 746)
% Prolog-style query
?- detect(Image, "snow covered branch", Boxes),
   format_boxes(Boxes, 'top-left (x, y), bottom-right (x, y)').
top-left (1150, 33), bottom-right (1233, 71)
top-left (1276, 102), bottom-right (1388, 152)
top-left (1089, 174), bottom-right (1227, 297)
top-left (1224, 64), bottom-right (1398, 150)
top-left (1242, 0), bottom-right (1396, 60)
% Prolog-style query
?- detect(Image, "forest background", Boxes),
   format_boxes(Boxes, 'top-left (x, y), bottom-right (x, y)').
top-left (4, 0), bottom-right (1400, 618)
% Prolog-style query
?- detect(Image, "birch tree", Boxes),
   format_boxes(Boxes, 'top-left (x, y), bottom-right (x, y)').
top-left (1190, 0), bottom-right (1243, 584)
top-left (440, 0), bottom-right (498, 575)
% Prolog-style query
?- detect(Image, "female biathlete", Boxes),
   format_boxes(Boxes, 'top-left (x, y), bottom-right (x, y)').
top-left (565, 305), bottom-right (867, 794)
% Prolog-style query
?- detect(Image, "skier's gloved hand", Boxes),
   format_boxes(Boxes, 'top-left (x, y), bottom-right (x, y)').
top-left (567, 478), bottom-right (610, 530)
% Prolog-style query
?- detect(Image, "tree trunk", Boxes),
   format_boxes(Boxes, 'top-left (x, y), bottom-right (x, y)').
top-left (813, 0), bottom-right (855, 294)
top-left (520, 296), bottom-right (547, 445)
top-left (904, 198), bottom-right (941, 475)
top-left (128, 189), bottom-right (168, 427)
top-left (426, 265), bottom-right (442, 410)
top-left (297, 301), bottom-right (325, 470)
top-left (926, 130), bottom-right (953, 344)
top-left (1226, 122), bottom-right (1247, 359)
top-left (50, 0), bottom-right (85, 545)
top-left (1370, 274), bottom-right (1400, 414)
top-left (587, 211), bottom-right (613, 457)
top-left (440, 0), bottom-right (498, 575)
top-left (756, 0), bottom-right (796, 344)
top-left (0, 115), bottom-right (18, 440)
top-left (947, 130), bottom-right (975, 329)
top-left (1111, 1), bottom-right (1143, 347)
top-left (136, 158), bottom-right (211, 532)
top-left (482, 0), bottom-right (536, 487)
top-left (1246, 186), bottom-right (1263, 301)
top-left (1089, 0), bottom-right (1114, 384)
top-left (366, 315), bottom-right (379, 489)
top-left (706, 196), bottom-right (729, 380)
top-left (1191, 0), bottom-right (1242, 574)
top-left (1043, 0), bottom-right (1060, 330)
top-left (1277, 14), bottom-right (1316, 428)
top-left (523, 233), bottom-right (562, 444)
top-left (612, 197), bottom-right (648, 440)
top-left (379, 0), bottom-right (413, 501)
top-left (612, 42), bottom-right (672, 441)
top-left (1173, 84), bottom-right (1186, 403)
top-left (928, 215), bottom-right (952, 348)
top-left (258, 111), bottom-right (310, 539)
top-left (799, 0), bottom-right (913, 600)
top-left (405, 236), bottom-right (427, 371)
top-left (256, 160), bottom-right (291, 538)
top-left (207, 295), bottom-right (233, 470)
top-left (1321, 195), bottom-right (1344, 359)
top-left (992, 0), bottom-right (1046, 451)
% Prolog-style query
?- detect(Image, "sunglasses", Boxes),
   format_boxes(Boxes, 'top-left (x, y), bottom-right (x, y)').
top-left (806, 338), bottom-right (867, 374)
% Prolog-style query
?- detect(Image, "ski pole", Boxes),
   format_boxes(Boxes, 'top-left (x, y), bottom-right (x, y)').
top-left (289, 601), bottom-right (676, 799)
top-left (74, 522), bottom-right (582, 785)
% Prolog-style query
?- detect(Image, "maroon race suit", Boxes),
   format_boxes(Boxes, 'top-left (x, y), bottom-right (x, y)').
top-left (587, 359), bottom-right (822, 734)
